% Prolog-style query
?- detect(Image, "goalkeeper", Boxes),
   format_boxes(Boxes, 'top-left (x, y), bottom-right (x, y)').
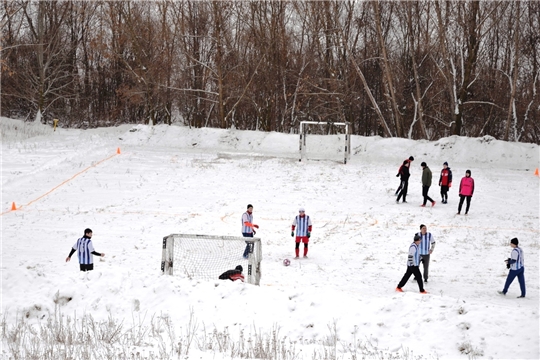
top-left (219, 265), bottom-right (245, 282)
top-left (291, 207), bottom-right (312, 258)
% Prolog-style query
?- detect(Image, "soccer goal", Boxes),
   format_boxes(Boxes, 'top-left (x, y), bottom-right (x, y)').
top-left (161, 234), bottom-right (262, 285)
top-left (299, 121), bottom-right (351, 164)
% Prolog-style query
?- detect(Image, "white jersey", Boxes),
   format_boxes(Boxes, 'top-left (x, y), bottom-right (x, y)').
top-left (241, 212), bottom-right (254, 234)
top-left (416, 232), bottom-right (435, 255)
top-left (292, 215), bottom-right (312, 236)
top-left (407, 243), bottom-right (420, 266)
top-left (72, 237), bottom-right (95, 265)
top-left (510, 247), bottom-right (524, 270)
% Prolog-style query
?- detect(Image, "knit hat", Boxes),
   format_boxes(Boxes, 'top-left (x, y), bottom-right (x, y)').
top-left (510, 238), bottom-right (519, 246)
top-left (235, 265), bottom-right (243, 272)
top-left (299, 207), bottom-right (305, 212)
top-left (247, 204), bottom-right (253, 209)
top-left (421, 162), bottom-right (427, 167)
top-left (409, 156), bottom-right (414, 161)
top-left (443, 161), bottom-right (448, 166)
top-left (414, 234), bottom-right (421, 241)
top-left (466, 170), bottom-right (471, 175)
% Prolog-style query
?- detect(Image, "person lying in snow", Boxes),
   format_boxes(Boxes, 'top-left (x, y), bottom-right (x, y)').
top-left (219, 265), bottom-right (245, 282)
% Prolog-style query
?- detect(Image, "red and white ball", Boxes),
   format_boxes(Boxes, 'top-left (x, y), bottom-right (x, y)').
top-left (283, 258), bottom-right (291, 266)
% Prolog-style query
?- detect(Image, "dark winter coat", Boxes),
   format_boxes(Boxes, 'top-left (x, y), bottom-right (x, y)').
top-left (422, 167), bottom-right (432, 187)
top-left (219, 269), bottom-right (245, 281)
top-left (399, 164), bottom-right (410, 181)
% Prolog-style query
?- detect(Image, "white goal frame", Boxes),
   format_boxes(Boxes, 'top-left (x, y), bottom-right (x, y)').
top-left (161, 234), bottom-right (262, 285)
top-left (299, 121), bottom-right (351, 164)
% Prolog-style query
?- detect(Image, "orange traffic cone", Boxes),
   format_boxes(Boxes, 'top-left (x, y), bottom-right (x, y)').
top-left (117, 147), bottom-right (121, 154)
top-left (535, 168), bottom-right (539, 176)
top-left (11, 202), bottom-right (17, 211)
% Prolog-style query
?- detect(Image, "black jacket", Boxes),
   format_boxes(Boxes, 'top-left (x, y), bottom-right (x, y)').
top-left (399, 165), bottom-right (410, 182)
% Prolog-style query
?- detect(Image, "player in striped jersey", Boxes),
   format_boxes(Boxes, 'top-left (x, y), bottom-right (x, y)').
top-left (291, 207), bottom-right (312, 258)
top-left (242, 204), bottom-right (259, 259)
top-left (66, 228), bottom-right (105, 271)
top-left (396, 234), bottom-right (427, 294)
top-left (499, 238), bottom-right (526, 298)
top-left (416, 224), bottom-right (436, 283)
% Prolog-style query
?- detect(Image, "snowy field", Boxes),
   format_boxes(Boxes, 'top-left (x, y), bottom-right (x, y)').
top-left (1, 117), bottom-right (539, 359)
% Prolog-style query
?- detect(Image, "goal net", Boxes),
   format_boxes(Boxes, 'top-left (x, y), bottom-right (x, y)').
top-left (299, 121), bottom-right (351, 164)
top-left (161, 234), bottom-right (262, 285)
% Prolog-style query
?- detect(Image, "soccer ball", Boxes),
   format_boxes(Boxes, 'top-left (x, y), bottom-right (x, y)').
top-left (283, 258), bottom-right (291, 266)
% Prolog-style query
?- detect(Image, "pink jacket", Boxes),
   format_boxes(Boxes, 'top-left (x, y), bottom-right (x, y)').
top-left (459, 177), bottom-right (475, 196)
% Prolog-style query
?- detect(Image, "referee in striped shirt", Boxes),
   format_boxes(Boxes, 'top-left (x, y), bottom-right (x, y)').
top-left (66, 228), bottom-right (105, 271)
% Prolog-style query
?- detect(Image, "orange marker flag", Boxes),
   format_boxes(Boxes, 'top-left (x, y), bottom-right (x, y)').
top-left (117, 147), bottom-right (121, 154)
top-left (11, 202), bottom-right (17, 211)
top-left (535, 168), bottom-right (539, 176)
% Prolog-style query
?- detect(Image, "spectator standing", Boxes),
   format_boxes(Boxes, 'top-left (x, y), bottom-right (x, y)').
top-left (420, 162), bottom-right (435, 207)
top-left (242, 204), bottom-right (259, 258)
top-left (66, 228), bottom-right (105, 272)
top-left (291, 207), bottom-right (312, 258)
top-left (396, 234), bottom-right (428, 294)
top-left (498, 238), bottom-right (525, 298)
top-left (439, 162), bottom-right (453, 204)
top-left (457, 170), bottom-right (475, 215)
top-left (395, 156), bottom-right (414, 195)
top-left (396, 160), bottom-right (410, 203)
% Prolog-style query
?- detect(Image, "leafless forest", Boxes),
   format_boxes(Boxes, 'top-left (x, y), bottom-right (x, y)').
top-left (2, 1), bottom-right (539, 142)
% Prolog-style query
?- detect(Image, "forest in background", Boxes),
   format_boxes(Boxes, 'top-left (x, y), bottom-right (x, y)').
top-left (1, 1), bottom-right (539, 143)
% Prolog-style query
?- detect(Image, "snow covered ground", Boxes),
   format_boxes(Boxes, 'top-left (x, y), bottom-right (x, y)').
top-left (1, 117), bottom-right (539, 359)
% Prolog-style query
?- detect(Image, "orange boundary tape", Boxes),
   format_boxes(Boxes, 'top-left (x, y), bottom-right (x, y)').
top-left (1, 151), bottom-right (119, 216)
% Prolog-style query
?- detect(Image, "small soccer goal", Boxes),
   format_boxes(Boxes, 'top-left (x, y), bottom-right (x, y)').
top-left (161, 234), bottom-right (262, 285)
top-left (299, 121), bottom-right (351, 164)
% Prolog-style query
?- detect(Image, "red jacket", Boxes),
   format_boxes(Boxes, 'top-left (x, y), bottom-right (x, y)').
top-left (459, 177), bottom-right (475, 196)
top-left (439, 168), bottom-right (453, 186)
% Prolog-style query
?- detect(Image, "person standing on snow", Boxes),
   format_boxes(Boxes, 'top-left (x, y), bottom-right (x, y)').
top-left (66, 228), bottom-right (105, 272)
top-left (291, 207), bottom-right (312, 258)
top-left (457, 170), bottom-right (475, 215)
top-left (396, 234), bottom-right (428, 294)
top-left (242, 204), bottom-right (259, 258)
top-left (415, 224), bottom-right (436, 283)
top-left (395, 156), bottom-right (414, 195)
top-left (396, 160), bottom-right (410, 203)
top-left (439, 162), bottom-right (453, 204)
top-left (420, 162), bottom-right (435, 207)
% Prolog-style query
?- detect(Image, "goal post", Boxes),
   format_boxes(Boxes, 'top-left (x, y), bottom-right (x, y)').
top-left (299, 121), bottom-right (351, 164)
top-left (161, 234), bottom-right (262, 285)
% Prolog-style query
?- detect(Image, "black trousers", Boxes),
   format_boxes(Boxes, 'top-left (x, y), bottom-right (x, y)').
top-left (397, 180), bottom-right (408, 202)
top-left (397, 265), bottom-right (424, 292)
top-left (422, 186), bottom-right (434, 205)
top-left (458, 195), bottom-right (472, 213)
top-left (440, 185), bottom-right (449, 201)
top-left (79, 263), bottom-right (94, 272)
top-left (395, 179), bottom-right (403, 195)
